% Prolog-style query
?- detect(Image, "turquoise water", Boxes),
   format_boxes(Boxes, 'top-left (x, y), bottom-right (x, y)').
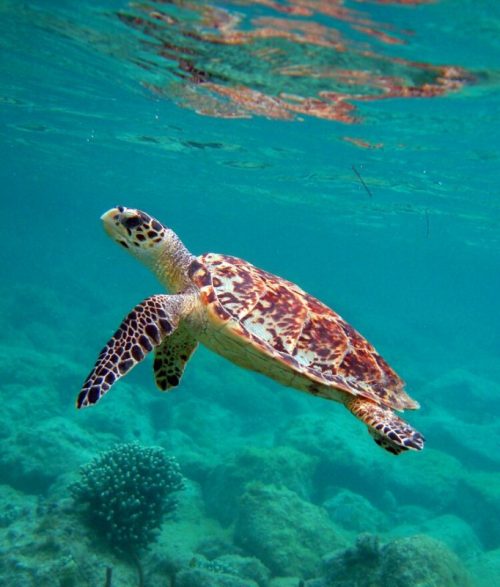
top-left (1, 0), bottom-right (499, 585)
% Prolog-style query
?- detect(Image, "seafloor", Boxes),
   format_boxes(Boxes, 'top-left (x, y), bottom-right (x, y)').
top-left (0, 280), bottom-right (499, 586)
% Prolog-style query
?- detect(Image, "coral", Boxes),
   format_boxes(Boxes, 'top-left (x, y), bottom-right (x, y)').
top-left (71, 443), bottom-right (184, 554)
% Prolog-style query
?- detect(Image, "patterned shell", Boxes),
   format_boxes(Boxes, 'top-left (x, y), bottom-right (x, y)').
top-left (189, 253), bottom-right (418, 411)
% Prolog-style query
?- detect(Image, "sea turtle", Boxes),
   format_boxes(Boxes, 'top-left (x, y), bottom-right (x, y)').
top-left (77, 207), bottom-right (424, 455)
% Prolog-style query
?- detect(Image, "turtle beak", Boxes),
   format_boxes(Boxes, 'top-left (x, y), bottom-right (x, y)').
top-left (101, 207), bottom-right (151, 240)
top-left (101, 207), bottom-right (125, 223)
top-left (101, 207), bottom-right (122, 237)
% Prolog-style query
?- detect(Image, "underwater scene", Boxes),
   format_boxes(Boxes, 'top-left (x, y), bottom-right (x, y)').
top-left (1, 0), bottom-right (499, 585)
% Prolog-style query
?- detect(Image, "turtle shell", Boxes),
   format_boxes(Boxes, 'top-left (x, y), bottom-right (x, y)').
top-left (188, 253), bottom-right (418, 411)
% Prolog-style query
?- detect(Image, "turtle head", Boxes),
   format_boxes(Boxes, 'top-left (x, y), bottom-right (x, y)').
top-left (101, 207), bottom-right (194, 291)
top-left (101, 207), bottom-right (168, 260)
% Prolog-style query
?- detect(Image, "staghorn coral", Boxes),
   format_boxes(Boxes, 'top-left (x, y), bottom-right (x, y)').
top-left (71, 443), bottom-right (184, 555)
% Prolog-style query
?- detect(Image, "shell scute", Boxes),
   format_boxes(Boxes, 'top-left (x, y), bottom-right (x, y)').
top-left (197, 253), bottom-right (417, 410)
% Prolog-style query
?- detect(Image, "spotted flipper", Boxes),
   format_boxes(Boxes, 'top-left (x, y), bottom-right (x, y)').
top-left (346, 397), bottom-right (425, 455)
top-left (154, 324), bottom-right (198, 391)
top-left (77, 295), bottom-right (185, 408)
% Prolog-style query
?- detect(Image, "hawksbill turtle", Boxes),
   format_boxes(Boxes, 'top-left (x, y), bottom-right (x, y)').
top-left (77, 207), bottom-right (424, 455)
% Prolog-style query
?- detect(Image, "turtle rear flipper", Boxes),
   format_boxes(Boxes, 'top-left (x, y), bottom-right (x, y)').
top-left (153, 324), bottom-right (198, 391)
top-left (77, 294), bottom-right (189, 408)
top-left (346, 397), bottom-right (425, 455)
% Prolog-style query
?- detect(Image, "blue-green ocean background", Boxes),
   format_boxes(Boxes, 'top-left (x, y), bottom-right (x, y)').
top-left (1, 0), bottom-right (499, 585)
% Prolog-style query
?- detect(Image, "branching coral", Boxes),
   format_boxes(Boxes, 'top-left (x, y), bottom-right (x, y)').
top-left (71, 443), bottom-right (184, 555)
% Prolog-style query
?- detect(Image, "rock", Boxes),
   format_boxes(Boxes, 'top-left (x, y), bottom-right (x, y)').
top-left (195, 535), bottom-right (241, 561)
top-left (388, 448), bottom-right (465, 511)
top-left (171, 553), bottom-right (268, 587)
top-left (416, 514), bottom-right (482, 559)
top-left (274, 414), bottom-right (387, 502)
top-left (0, 484), bottom-right (38, 529)
top-left (0, 488), bottom-right (138, 587)
top-left (0, 417), bottom-right (98, 493)
top-left (77, 381), bottom-right (156, 443)
top-left (150, 485), bottom-right (230, 575)
top-left (175, 566), bottom-right (259, 587)
top-left (387, 511), bottom-right (483, 560)
top-left (323, 489), bottom-right (388, 533)
top-left (322, 533), bottom-right (473, 587)
top-left (215, 554), bottom-right (270, 586)
top-left (235, 483), bottom-right (346, 578)
top-left (462, 471), bottom-right (500, 545)
top-left (380, 535), bottom-right (473, 587)
top-left (466, 548), bottom-right (500, 587)
top-left (190, 355), bottom-right (291, 434)
top-left (322, 533), bottom-right (381, 586)
top-left (269, 578), bottom-right (303, 587)
top-left (421, 370), bottom-right (500, 468)
top-left (156, 428), bottom-right (218, 486)
top-left (422, 369), bottom-right (499, 424)
top-left (205, 445), bottom-right (317, 525)
top-left (390, 504), bottom-right (432, 526)
top-left (170, 398), bottom-right (242, 451)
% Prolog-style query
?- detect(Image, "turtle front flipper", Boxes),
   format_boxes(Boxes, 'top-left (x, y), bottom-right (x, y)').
top-left (346, 397), bottom-right (425, 455)
top-left (77, 295), bottom-right (187, 408)
top-left (153, 324), bottom-right (198, 391)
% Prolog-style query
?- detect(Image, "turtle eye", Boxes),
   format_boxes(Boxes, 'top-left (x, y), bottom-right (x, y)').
top-left (122, 215), bottom-right (143, 229)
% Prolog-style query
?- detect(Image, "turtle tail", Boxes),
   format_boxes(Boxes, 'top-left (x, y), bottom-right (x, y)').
top-left (346, 397), bottom-right (425, 455)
